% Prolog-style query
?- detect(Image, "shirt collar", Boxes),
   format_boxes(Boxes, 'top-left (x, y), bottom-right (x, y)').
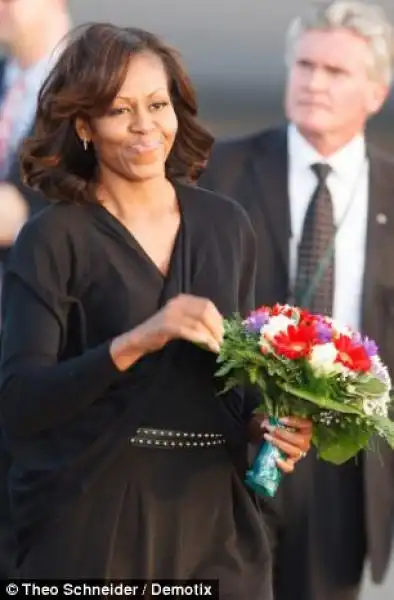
top-left (4, 48), bottom-right (61, 91)
top-left (287, 123), bottom-right (366, 181)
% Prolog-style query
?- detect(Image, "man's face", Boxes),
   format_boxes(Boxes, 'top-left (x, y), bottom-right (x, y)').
top-left (285, 28), bottom-right (388, 141)
top-left (0, 0), bottom-right (53, 47)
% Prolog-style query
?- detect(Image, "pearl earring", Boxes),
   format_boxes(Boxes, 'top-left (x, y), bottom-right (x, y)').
top-left (83, 139), bottom-right (88, 151)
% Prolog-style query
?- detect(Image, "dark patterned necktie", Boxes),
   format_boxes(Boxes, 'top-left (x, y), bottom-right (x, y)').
top-left (293, 163), bottom-right (335, 315)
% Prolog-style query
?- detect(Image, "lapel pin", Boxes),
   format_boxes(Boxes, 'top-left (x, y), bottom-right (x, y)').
top-left (376, 213), bottom-right (387, 225)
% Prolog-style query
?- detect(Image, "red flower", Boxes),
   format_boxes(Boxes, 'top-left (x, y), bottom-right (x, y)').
top-left (272, 324), bottom-right (318, 360)
top-left (271, 303), bottom-right (286, 316)
top-left (334, 335), bottom-right (371, 372)
top-left (271, 303), bottom-right (299, 319)
top-left (298, 310), bottom-right (317, 326)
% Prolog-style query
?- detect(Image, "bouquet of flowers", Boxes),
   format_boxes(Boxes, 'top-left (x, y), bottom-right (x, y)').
top-left (216, 303), bottom-right (394, 497)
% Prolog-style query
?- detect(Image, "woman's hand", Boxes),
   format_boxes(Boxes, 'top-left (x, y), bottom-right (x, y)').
top-left (110, 294), bottom-right (224, 371)
top-left (249, 414), bottom-right (313, 474)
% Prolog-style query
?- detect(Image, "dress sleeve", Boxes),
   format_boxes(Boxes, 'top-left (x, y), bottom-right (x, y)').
top-left (0, 214), bottom-right (121, 437)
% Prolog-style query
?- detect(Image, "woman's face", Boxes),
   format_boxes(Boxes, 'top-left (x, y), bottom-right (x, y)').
top-left (78, 51), bottom-right (178, 183)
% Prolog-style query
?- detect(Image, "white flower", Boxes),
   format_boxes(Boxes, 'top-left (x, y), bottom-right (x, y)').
top-left (336, 362), bottom-right (353, 376)
top-left (363, 394), bottom-right (389, 418)
top-left (259, 336), bottom-right (272, 354)
top-left (335, 325), bottom-right (354, 337)
top-left (371, 355), bottom-right (391, 388)
top-left (260, 315), bottom-right (293, 340)
top-left (380, 393), bottom-right (391, 417)
top-left (308, 343), bottom-right (339, 375)
top-left (363, 399), bottom-right (375, 416)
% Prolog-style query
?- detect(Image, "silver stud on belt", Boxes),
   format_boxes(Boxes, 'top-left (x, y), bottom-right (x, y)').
top-left (129, 428), bottom-right (225, 449)
top-left (139, 429), bottom-right (223, 438)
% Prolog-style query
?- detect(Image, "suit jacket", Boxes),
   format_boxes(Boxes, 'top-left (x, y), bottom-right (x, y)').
top-left (199, 125), bottom-right (394, 584)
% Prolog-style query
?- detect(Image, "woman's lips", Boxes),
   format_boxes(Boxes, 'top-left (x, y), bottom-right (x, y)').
top-left (127, 141), bottom-right (162, 154)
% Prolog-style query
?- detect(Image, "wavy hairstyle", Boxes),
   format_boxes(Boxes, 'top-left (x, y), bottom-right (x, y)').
top-left (21, 23), bottom-right (214, 203)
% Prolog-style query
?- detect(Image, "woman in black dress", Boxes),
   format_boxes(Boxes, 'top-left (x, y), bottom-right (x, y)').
top-left (0, 24), bottom-right (312, 595)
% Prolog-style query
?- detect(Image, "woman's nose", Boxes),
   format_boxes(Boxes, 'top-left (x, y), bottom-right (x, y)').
top-left (129, 108), bottom-right (155, 133)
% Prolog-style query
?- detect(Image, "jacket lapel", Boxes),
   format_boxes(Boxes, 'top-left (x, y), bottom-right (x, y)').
top-left (248, 126), bottom-right (291, 275)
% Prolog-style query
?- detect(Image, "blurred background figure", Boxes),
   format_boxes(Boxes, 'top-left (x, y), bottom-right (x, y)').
top-left (0, 0), bottom-right (71, 577)
top-left (200, 2), bottom-right (394, 600)
top-left (0, 0), bottom-right (71, 255)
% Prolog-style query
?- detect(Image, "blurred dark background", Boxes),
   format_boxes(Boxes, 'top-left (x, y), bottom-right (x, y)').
top-left (69, 0), bottom-right (394, 150)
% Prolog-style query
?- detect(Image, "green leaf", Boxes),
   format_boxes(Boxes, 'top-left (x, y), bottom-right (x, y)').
top-left (313, 421), bottom-right (371, 464)
top-left (352, 376), bottom-right (387, 397)
top-left (215, 362), bottom-right (234, 377)
top-left (279, 382), bottom-right (363, 415)
top-left (317, 438), bottom-right (368, 464)
top-left (216, 375), bottom-right (242, 396)
top-left (367, 414), bottom-right (394, 448)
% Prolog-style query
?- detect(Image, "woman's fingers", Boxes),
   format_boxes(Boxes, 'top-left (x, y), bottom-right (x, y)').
top-left (267, 425), bottom-right (311, 453)
top-left (175, 296), bottom-right (224, 345)
top-left (175, 317), bottom-right (221, 353)
top-left (256, 415), bottom-right (313, 473)
top-left (279, 416), bottom-right (313, 432)
top-left (276, 457), bottom-right (296, 473)
top-left (194, 299), bottom-right (224, 345)
top-left (264, 432), bottom-right (307, 460)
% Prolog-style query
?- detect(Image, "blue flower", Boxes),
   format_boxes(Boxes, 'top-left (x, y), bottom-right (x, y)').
top-left (370, 355), bottom-right (390, 387)
top-left (352, 332), bottom-right (378, 357)
top-left (316, 321), bottom-right (333, 343)
top-left (244, 311), bottom-right (269, 333)
top-left (363, 337), bottom-right (378, 357)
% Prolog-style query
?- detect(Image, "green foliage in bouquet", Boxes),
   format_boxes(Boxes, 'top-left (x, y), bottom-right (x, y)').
top-left (216, 312), bottom-right (394, 464)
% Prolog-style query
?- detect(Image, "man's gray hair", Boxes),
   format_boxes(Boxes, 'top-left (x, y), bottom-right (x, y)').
top-left (285, 1), bottom-right (394, 85)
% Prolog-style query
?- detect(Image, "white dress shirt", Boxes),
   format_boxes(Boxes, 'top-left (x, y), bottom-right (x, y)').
top-left (287, 124), bottom-right (369, 330)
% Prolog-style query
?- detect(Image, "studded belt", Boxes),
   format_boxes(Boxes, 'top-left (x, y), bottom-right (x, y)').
top-left (129, 427), bottom-right (226, 449)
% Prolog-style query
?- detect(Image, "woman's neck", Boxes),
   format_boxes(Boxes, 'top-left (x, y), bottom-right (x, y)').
top-left (96, 175), bottom-right (177, 222)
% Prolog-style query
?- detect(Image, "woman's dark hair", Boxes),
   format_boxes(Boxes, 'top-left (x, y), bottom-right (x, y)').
top-left (21, 23), bottom-right (214, 203)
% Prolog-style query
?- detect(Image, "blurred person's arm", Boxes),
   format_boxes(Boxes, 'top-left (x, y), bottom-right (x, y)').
top-left (0, 183), bottom-right (28, 246)
top-left (0, 164), bottom-right (49, 246)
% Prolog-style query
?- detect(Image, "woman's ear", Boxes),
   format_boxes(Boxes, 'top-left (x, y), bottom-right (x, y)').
top-left (75, 117), bottom-right (91, 145)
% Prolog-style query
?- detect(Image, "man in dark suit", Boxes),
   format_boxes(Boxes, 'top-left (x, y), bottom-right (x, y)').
top-left (0, 0), bottom-right (71, 576)
top-left (200, 2), bottom-right (394, 599)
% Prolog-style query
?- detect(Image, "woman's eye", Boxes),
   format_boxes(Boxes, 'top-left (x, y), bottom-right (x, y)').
top-left (150, 101), bottom-right (169, 112)
top-left (108, 107), bottom-right (130, 116)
